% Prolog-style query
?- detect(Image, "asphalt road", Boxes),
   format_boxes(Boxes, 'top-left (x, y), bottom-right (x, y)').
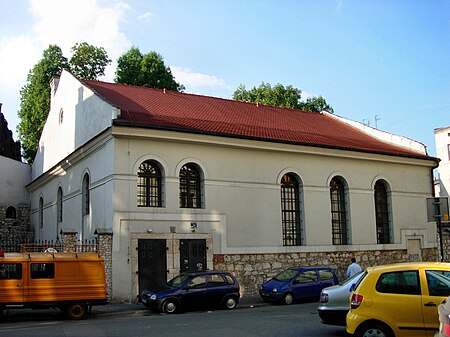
top-left (0, 301), bottom-right (349, 337)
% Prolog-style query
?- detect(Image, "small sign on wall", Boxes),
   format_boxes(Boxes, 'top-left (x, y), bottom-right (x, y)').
top-left (426, 197), bottom-right (449, 222)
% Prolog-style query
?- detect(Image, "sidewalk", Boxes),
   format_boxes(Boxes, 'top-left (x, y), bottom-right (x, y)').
top-left (93, 295), bottom-right (267, 317)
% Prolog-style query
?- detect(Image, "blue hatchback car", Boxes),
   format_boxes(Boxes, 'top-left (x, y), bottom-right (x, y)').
top-left (141, 270), bottom-right (240, 313)
top-left (259, 267), bottom-right (339, 305)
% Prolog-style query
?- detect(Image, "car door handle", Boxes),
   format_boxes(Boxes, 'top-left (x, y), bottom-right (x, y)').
top-left (424, 302), bottom-right (437, 307)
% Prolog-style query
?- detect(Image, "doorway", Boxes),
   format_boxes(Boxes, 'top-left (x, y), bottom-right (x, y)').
top-left (137, 239), bottom-right (167, 294)
top-left (180, 239), bottom-right (207, 273)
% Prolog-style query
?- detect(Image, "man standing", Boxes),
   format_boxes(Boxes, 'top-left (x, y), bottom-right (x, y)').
top-left (347, 257), bottom-right (362, 278)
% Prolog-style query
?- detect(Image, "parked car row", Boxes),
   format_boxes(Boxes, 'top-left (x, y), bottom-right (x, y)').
top-left (315, 261), bottom-right (450, 337)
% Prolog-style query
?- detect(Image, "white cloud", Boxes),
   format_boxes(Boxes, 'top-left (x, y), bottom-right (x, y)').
top-left (138, 11), bottom-right (152, 22)
top-left (171, 66), bottom-right (229, 90)
top-left (0, 35), bottom-right (39, 89)
top-left (28, 0), bottom-right (131, 81)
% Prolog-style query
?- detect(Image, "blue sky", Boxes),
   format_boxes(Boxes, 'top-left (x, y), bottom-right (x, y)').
top-left (0, 0), bottom-right (449, 156)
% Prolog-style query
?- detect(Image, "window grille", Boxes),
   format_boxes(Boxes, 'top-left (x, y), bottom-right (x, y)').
top-left (137, 160), bottom-right (162, 207)
top-left (82, 174), bottom-right (90, 216)
top-left (57, 187), bottom-right (63, 223)
top-left (375, 180), bottom-right (391, 244)
top-left (179, 164), bottom-right (202, 208)
top-left (281, 173), bottom-right (302, 246)
top-left (330, 177), bottom-right (348, 245)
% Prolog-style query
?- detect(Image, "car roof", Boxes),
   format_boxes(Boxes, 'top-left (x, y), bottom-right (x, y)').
top-left (180, 270), bottom-right (232, 276)
top-left (366, 262), bottom-right (450, 273)
top-left (288, 266), bottom-right (333, 271)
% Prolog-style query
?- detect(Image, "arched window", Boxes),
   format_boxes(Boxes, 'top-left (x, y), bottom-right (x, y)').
top-left (57, 187), bottom-right (63, 223)
top-left (179, 163), bottom-right (202, 208)
top-left (330, 177), bottom-right (349, 245)
top-left (281, 173), bottom-right (303, 246)
top-left (375, 180), bottom-right (391, 244)
top-left (137, 160), bottom-right (162, 207)
top-left (82, 173), bottom-right (90, 216)
top-left (5, 206), bottom-right (16, 219)
top-left (39, 197), bottom-right (44, 228)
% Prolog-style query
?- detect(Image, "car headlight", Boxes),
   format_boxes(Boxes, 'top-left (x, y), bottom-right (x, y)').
top-left (150, 295), bottom-right (157, 300)
top-left (272, 288), bottom-right (278, 293)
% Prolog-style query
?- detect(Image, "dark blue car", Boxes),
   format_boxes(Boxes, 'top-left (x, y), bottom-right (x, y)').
top-left (259, 267), bottom-right (339, 305)
top-left (141, 270), bottom-right (240, 313)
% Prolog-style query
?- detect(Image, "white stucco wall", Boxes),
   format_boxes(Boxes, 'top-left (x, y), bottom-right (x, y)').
top-left (435, 126), bottom-right (450, 197)
top-left (32, 70), bottom-right (119, 179)
top-left (0, 155), bottom-right (31, 205)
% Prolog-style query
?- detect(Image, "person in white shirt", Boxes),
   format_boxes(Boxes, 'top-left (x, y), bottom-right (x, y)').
top-left (347, 257), bottom-right (362, 278)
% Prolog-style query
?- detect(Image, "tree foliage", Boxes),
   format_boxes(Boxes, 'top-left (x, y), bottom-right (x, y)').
top-left (18, 45), bottom-right (68, 162)
top-left (233, 82), bottom-right (333, 113)
top-left (17, 43), bottom-right (111, 163)
top-left (69, 42), bottom-right (111, 80)
top-left (115, 47), bottom-right (184, 91)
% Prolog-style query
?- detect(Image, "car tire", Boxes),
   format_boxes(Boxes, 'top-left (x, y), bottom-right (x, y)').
top-left (223, 296), bottom-right (238, 310)
top-left (283, 293), bottom-right (294, 305)
top-left (66, 302), bottom-right (88, 320)
top-left (356, 322), bottom-right (393, 337)
top-left (162, 299), bottom-right (178, 314)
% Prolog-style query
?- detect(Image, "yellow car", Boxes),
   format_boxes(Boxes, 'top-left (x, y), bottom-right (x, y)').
top-left (346, 262), bottom-right (450, 337)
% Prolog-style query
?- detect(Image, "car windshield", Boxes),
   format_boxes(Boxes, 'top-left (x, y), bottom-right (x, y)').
top-left (273, 269), bottom-right (299, 282)
top-left (167, 274), bottom-right (190, 288)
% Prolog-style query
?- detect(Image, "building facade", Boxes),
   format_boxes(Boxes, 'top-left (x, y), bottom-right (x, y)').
top-left (28, 70), bottom-right (438, 300)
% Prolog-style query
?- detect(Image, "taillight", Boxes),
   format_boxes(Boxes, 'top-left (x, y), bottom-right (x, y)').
top-left (320, 292), bottom-right (329, 304)
top-left (443, 322), bottom-right (450, 336)
top-left (350, 293), bottom-right (363, 309)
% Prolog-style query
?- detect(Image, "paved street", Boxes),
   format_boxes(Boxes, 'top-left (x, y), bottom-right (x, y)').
top-left (0, 301), bottom-right (348, 337)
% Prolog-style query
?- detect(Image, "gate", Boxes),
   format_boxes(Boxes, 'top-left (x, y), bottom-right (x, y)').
top-left (137, 239), bottom-right (167, 294)
top-left (180, 239), bottom-right (207, 273)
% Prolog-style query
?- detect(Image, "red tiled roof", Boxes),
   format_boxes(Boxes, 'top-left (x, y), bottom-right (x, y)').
top-left (81, 80), bottom-right (431, 160)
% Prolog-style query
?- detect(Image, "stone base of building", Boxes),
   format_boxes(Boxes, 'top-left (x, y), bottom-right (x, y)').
top-left (213, 248), bottom-right (438, 296)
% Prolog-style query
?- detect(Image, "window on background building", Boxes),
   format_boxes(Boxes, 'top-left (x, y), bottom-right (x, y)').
top-left (179, 163), bottom-right (202, 208)
top-left (137, 160), bottom-right (162, 207)
top-left (5, 206), bottom-right (16, 219)
top-left (281, 173), bottom-right (303, 246)
top-left (57, 187), bottom-right (63, 223)
top-left (39, 197), bottom-right (44, 228)
top-left (330, 177), bottom-right (349, 245)
top-left (82, 174), bottom-right (90, 216)
top-left (374, 180), bottom-right (391, 244)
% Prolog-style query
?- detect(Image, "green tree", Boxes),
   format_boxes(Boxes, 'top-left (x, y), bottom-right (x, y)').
top-left (69, 42), bottom-right (111, 80)
top-left (17, 45), bottom-right (68, 162)
top-left (233, 82), bottom-right (333, 113)
top-left (18, 42), bottom-right (112, 163)
top-left (300, 96), bottom-right (334, 113)
top-left (115, 47), bottom-right (184, 91)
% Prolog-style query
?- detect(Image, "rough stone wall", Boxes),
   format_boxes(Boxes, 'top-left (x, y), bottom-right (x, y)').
top-left (96, 231), bottom-right (113, 300)
top-left (213, 248), bottom-right (439, 296)
top-left (0, 203), bottom-right (33, 246)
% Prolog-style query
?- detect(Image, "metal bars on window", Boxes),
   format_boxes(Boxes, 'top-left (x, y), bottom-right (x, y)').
top-left (137, 160), bottom-right (162, 207)
top-left (330, 177), bottom-right (348, 245)
top-left (375, 180), bottom-right (391, 244)
top-left (281, 174), bottom-right (302, 246)
top-left (179, 164), bottom-right (201, 208)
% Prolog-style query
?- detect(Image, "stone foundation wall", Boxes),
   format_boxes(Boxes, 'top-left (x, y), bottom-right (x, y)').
top-left (0, 203), bottom-right (33, 244)
top-left (213, 248), bottom-right (438, 296)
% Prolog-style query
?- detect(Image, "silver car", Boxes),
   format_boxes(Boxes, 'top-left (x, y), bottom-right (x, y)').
top-left (317, 271), bottom-right (364, 326)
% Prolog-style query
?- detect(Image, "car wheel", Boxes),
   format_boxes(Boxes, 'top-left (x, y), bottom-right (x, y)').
top-left (162, 299), bottom-right (178, 314)
top-left (66, 302), bottom-right (88, 320)
top-left (356, 322), bottom-right (393, 337)
top-left (283, 293), bottom-right (294, 305)
top-left (224, 296), bottom-right (238, 310)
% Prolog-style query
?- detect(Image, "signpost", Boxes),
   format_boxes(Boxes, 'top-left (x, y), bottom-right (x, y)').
top-left (427, 197), bottom-right (449, 262)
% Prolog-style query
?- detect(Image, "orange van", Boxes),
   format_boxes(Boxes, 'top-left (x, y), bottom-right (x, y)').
top-left (0, 250), bottom-right (108, 319)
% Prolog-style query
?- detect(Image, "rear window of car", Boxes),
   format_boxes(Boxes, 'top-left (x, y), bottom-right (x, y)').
top-left (319, 269), bottom-right (334, 281)
top-left (224, 274), bottom-right (235, 285)
top-left (426, 270), bottom-right (450, 296)
top-left (375, 271), bottom-right (420, 295)
top-left (31, 263), bottom-right (55, 279)
top-left (208, 274), bottom-right (227, 287)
